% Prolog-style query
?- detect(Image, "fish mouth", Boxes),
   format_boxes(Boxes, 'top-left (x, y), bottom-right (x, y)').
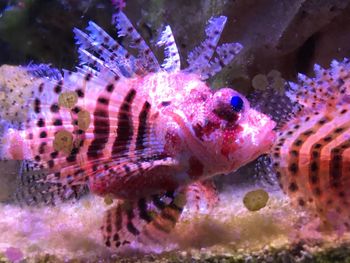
top-left (217, 108), bottom-right (276, 173)
top-left (236, 108), bottom-right (277, 162)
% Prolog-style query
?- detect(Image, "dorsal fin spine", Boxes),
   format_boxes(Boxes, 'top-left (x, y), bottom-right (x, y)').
top-left (113, 12), bottom-right (160, 73)
top-left (157, 25), bottom-right (181, 72)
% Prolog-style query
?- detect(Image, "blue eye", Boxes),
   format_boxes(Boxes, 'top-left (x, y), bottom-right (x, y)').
top-left (230, 96), bottom-right (244, 112)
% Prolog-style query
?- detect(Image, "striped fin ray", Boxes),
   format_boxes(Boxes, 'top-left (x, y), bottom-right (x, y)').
top-left (17, 70), bottom-right (166, 204)
top-left (329, 59), bottom-right (350, 82)
top-left (13, 70), bottom-right (104, 204)
top-left (13, 160), bottom-right (89, 206)
top-left (23, 68), bottom-right (116, 168)
top-left (46, 84), bottom-right (163, 192)
top-left (286, 59), bottom-right (350, 108)
top-left (13, 69), bottom-right (119, 203)
top-left (113, 12), bottom-right (160, 73)
top-left (184, 16), bottom-right (242, 80)
top-left (26, 64), bottom-right (62, 80)
top-left (49, 156), bottom-right (178, 196)
top-left (75, 48), bottom-right (115, 75)
top-left (198, 42), bottom-right (243, 80)
top-left (74, 22), bottom-right (138, 77)
top-left (102, 189), bottom-right (186, 248)
top-left (157, 25), bottom-right (181, 72)
top-left (30, 156), bottom-right (177, 201)
top-left (75, 65), bottom-right (99, 77)
top-left (185, 16), bottom-right (227, 73)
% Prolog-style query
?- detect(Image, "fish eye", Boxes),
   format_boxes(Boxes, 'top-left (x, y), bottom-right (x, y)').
top-left (230, 96), bottom-right (244, 112)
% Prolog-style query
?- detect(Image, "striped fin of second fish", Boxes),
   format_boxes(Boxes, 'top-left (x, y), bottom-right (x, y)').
top-left (271, 59), bottom-right (350, 231)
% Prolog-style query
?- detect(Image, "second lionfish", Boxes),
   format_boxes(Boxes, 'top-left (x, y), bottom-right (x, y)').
top-left (265, 60), bottom-right (350, 233)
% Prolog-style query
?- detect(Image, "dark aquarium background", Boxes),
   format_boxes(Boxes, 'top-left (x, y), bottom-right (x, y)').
top-left (0, 0), bottom-right (350, 262)
top-left (1, 0), bottom-right (350, 91)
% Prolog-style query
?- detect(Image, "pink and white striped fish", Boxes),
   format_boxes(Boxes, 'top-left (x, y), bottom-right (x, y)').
top-left (1, 12), bottom-right (276, 248)
top-left (270, 59), bottom-right (350, 233)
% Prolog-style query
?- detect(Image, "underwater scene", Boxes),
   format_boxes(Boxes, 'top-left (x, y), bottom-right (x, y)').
top-left (1, 0), bottom-right (350, 262)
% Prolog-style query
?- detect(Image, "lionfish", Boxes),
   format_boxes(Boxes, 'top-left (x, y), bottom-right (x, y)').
top-left (268, 60), bottom-right (350, 232)
top-left (0, 12), bottom-right (276, 248)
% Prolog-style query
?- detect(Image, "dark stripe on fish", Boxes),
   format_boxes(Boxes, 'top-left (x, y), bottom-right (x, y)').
top-left (126, 221), bottom-right (140, 236)
top-left (115, 205), bottom-right (123, 231)
top-left (283, 116), bottom-right (330, 187)
top-left (87, 95), bottom-right (110, 159)
top-left (286, 127), bottom-right (316, 176)
top-left (272, 115), bottom-right (328, 195)
top-left (126, 204), bottom-right (140, 236)
top-left (105, 211), bottom-right (112, 233)
top-left (111, 88), bottom-right (136, 157)
top-left (136, 101), bottom-right (151, 151)
top-left (138, 198), bottom-right (152, 223)
top-left (329, 140), bottom-right (349, 188)
top-left (308, 123), bottom-right (350, 196)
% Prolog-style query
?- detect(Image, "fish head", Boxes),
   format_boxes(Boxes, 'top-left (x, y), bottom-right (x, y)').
top-left (191, 87), bottom-right (276, 173)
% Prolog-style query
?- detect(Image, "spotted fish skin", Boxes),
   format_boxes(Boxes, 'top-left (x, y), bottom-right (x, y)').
top-left (1, 12), bottom-right (275, 248)
top-left (271, 59), bottom-right (350, 231)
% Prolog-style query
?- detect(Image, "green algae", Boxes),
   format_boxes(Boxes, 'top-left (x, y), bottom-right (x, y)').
top-left (243, 189), bottom-right (269, 212)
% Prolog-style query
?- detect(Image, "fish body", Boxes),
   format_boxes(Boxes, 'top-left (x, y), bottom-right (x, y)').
top-left (0, 12), bottom-right (275, 247)
top-left (270, 60), bottom-right (350, 231)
